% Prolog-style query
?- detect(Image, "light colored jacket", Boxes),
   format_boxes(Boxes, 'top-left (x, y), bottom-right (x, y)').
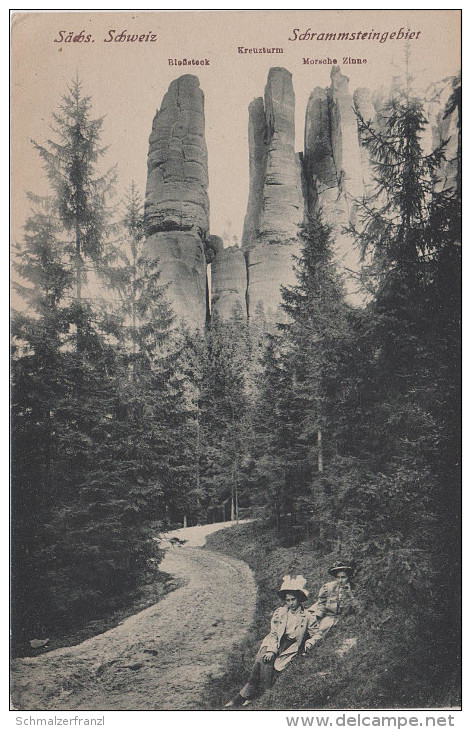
top-left (309, 579), bottom-right (357, 619)
top-left (261, 605), bottom-right (317, 671)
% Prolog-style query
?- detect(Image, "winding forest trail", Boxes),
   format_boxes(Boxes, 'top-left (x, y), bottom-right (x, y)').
top-left (11, 522), bottom-right (257, 711)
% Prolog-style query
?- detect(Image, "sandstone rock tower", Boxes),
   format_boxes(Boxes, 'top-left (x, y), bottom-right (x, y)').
top-left (303, 67), bottom-right (370, 300)
top-left (242, 67), bottom-right (304, 319)
top-left (423, 78), bottom-right (460, 192)
top-left (142, 75), bottom-right (209, 329)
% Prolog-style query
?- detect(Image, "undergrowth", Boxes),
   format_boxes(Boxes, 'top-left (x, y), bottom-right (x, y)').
top-left (202, 522), bottom-right (460, 710)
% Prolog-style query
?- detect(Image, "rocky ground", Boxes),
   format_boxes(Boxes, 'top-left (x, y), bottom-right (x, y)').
top-left (10, 522), bottom-right (256, 711)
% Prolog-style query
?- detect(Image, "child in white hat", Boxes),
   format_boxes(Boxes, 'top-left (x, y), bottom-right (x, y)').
top-left (225, 575), bottom-right (317, 707)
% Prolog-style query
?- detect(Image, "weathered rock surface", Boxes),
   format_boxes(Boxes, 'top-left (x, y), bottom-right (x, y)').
top-left (242, 98), bottom-right (268, 251)
top-left (246, 241), bottom-right (301, 322)
top-left (210, 238), bottom-right (247, 319)
top-left (258, 68), bottom-right (304, 245)
top-left (145, 75), bottom-right (209, 235)
top-left (142, 231), bottom-right (207, 328)
top-left (242, 68), bottom-right (304, 319)
top-left (143, 75), bottom-right (209, 329)
top-left (303, 67), bottom-right (368, 302)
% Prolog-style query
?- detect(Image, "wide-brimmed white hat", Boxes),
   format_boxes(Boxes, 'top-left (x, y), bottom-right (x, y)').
top-left (278, 574), bottom-right (309, 601)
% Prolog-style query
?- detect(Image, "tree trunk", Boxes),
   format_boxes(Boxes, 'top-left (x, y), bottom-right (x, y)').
top-left (195, 412), bottom-right (201, 498)
top-left (131, 254), bottom-right (137, 380)
top-left (234, 456), bottom-right (239, 524)
top-left (317, 428), bottom-right (324, 473)
top-left (75, 222), bottom-right (83, 351)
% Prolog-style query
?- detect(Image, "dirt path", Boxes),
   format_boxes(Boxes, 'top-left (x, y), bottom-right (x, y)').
top-left (11, 522), bottom-right (257, 711)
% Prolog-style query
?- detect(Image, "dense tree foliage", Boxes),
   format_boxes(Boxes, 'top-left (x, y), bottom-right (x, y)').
top-left (11, 84), bottom-right (189, 652)
top-left (244, 81), bottom-right (460, 695)
top-left (181, 306), bottom-right (253, 523)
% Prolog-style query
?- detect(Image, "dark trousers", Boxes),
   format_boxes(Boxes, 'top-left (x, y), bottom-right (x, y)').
top-left (239, 636), bottom-right (297, 700)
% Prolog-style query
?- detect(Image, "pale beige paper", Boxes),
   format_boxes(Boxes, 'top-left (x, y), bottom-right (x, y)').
top-left (9, 9), bottom-right (462, 715)
top-left (11, 10), bottom-right (461, 269)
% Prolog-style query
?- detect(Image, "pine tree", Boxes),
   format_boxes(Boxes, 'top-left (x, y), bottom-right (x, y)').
top-left (32, 76), bottom-right (116, 348)
top-left (11, 196), bottom-right (74, 646)
top-left (181, 307), bottom-right (251, 523)
top-left (246, 218), bottom-right (350, 538)
top-left (344, 83), bottom-right (461, 679)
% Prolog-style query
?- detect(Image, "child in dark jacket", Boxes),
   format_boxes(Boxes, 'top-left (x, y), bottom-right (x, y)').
top-left (304, 563), bottom-right (357, 652)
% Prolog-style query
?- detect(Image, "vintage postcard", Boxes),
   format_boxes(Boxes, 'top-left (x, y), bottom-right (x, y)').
top-left (10, 9), bottom-right (461, 720)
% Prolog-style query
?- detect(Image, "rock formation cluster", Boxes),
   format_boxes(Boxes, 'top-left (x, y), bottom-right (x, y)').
top-left (142, 69), bottom-right (458, 328)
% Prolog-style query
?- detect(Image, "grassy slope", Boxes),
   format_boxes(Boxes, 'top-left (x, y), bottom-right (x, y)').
top-left (202, 522), bottom-right (460, 710)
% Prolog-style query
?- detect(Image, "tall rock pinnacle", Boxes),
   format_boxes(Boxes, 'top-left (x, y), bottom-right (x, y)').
top-left (304, 67), bottom-right (367, 301)
top-left (142, 75), bottom-right (209, 329)
top-left (243, 68), bottom-right (303, 320)
top-left (423, 77), bottom-right (460, 193)
top-left (241, 98), bottom-right (267, 252)
top-left (140, 69), bottom-right (459, 327)
top-left (258, 67), bottom-right (304, 245)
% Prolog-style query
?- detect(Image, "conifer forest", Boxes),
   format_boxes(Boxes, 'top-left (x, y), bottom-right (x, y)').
top-left (11, 66), bottom-right (461, 708)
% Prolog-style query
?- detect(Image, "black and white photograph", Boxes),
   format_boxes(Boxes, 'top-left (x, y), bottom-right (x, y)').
top-left (10, 9), bottom-right (461, 718)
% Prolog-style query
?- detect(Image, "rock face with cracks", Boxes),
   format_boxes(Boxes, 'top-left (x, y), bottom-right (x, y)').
top-left (142, 69), bottom-right (459, 325)
top-left (243, 68), bottom-right (304, 319)
top-left (257, 67), bottom-right (304, 246)
top-left (423, 78), bottom-right (460, 193)
top-left (210, 237), bottom-right (248, 320)
top-left (242, 98), bottom-right (268, 253)
top-left (143, 75), bottom-right (209, 329)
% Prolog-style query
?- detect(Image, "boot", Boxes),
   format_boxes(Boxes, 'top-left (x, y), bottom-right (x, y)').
top-left (225, 693), bottom-right (245, 708)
